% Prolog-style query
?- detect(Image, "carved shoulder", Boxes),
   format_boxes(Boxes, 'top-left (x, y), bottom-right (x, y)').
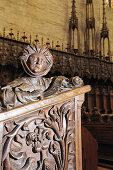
top-left (1, 78), bottom-right (25, 90)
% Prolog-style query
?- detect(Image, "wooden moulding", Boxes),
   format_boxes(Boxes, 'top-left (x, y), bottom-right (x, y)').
top-left (0, 85), bottom-right (91, 123)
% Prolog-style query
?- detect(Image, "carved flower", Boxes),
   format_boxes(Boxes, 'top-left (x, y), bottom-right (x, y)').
top-left (26, 132), bottom-right (36, 146)
top-left (26, 126), bottom-right (52, 154)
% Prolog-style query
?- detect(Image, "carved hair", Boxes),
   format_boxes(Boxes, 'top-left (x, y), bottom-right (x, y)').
top-left (20, 44), bottom-right (53, 77)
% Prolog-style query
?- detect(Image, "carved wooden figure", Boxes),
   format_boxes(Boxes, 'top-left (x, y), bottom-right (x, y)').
top-left (0, 44), bottom-right (90, 170)
top-left (0, 44), bottom-right (83, 110)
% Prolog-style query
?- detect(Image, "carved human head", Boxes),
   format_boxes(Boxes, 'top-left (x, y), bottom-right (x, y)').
top-left (20, 44), bottom-right (53, 77)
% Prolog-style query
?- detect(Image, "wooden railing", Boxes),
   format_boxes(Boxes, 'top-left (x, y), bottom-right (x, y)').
top-left (0, 85), bottom-right (91, 170)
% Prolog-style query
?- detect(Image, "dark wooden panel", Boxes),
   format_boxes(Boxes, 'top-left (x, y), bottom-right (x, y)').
top-left (82, 123), bottom-right (113, 169)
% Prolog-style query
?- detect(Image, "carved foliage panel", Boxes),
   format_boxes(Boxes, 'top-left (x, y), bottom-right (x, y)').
top-left (2, 100), bottom-right (76, 170)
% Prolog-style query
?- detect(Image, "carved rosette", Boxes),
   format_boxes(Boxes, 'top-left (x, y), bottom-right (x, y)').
top-left (2, 100), bottom-right (76, 170)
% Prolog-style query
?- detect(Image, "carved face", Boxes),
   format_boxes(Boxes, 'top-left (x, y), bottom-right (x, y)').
top-left (20, 45), bottom-right (53, 77)
top-left (28, 53), bottom-right (47, 73)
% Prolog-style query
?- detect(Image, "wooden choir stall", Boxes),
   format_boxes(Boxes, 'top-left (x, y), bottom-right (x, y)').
top-left (0, 44), bottom-right (91, 169)
top-left (0, 85), bottom-right (90, 170)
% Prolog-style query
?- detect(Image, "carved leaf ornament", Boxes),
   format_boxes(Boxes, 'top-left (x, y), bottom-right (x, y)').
top-left (2, 101), bottom-right (76, 170)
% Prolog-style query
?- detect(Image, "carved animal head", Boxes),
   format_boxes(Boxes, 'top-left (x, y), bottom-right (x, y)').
top-left (20, 44), bottom-right (53, 77)
top-left (71, 76), bottom-right (84, 87)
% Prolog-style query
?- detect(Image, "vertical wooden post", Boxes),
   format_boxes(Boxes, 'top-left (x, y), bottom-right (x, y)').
top-left (102, 88), bottom-right (107, 114)
top-left (75, 94), bottom-right (84, 170)
top-left (0, 122), bottom-right (3, 169)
